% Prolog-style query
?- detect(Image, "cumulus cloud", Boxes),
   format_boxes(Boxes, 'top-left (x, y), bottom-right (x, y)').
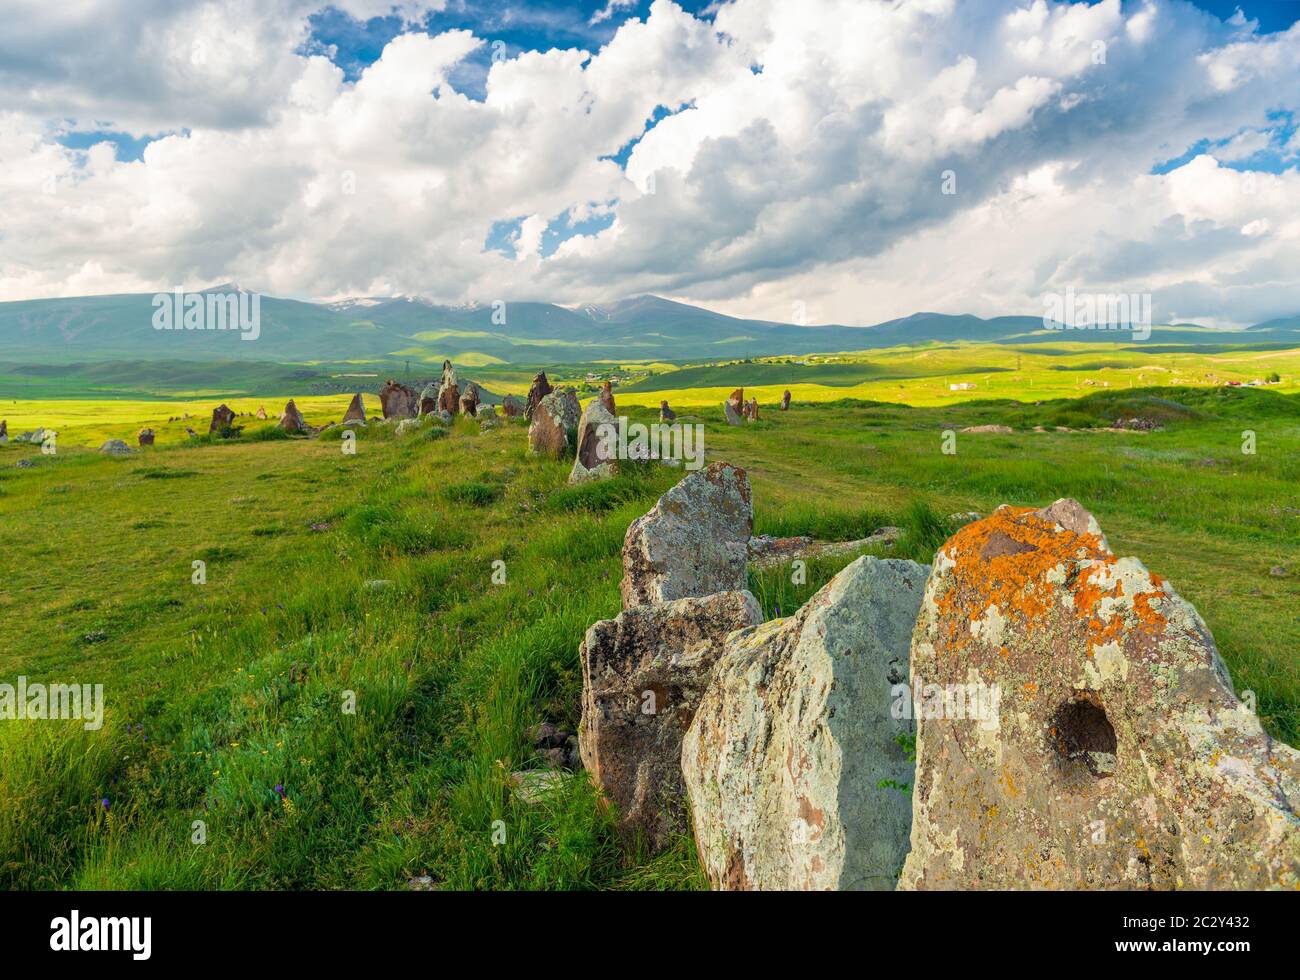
top-left (0, 0), bottom-right (1297, 328)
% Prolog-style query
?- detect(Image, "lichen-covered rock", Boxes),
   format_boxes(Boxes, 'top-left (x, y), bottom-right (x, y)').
top-left (568, 399), bottom-right (618, 484)
top-left (621, 462), bottom-right (752, 608)
top-left (501, 394), bottom-right (525, 418)
top-left (683, 556), bottom-right (928, 890)
top-left (723, 388), bottom-right (743, 426)
top-left (527, 387), bottom-right (580, 457)
top-left (99, 439), bottom-right (132, 455)
top-left (379, 380), bottom-right (418, 419)
top-left (899, 499), bottom-right (1300, 890)
top-left (579, 590), bottom-right (763, 850)
top-left (343, 393), bottom-right (367, 423)
top-left (394, 417), bottom-right (423, 436)
top-left (525, 370), bottom-right (553, 421)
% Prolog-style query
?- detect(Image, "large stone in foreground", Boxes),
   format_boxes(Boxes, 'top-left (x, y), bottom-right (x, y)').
top-left (527, 387), bottom-right (580, 457)
top-left (683, 556), bottom-right (928, 890)
top-left (899, 500), bottom-right (1300, 890)
top-left (621, 462), bottom-right (752, 609)
top-left (579, 590), bottom-right (763, 850)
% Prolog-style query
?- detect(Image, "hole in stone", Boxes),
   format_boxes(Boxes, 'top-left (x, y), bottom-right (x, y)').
top-left (1052, 693), bottom-right (1117, 778)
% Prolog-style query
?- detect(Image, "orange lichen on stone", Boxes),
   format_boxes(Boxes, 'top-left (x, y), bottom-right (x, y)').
top-left (1022, 682), bottom-right (1038, 696)
top-left (935, 506), bottom-right (1169, 654)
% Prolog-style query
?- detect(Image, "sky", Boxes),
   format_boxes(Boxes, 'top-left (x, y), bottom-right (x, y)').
top-left (1, 0), bottom-right (1298, 327)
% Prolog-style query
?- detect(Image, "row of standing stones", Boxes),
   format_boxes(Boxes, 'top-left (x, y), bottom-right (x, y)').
top-left (576, 462), bottom-right (1300, 890)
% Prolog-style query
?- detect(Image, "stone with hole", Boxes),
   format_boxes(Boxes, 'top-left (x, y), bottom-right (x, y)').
top-left (899, 499), bottom-right (1300, 890)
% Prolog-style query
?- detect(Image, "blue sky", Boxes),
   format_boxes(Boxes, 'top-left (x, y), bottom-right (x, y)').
top-left (9, 0), bottom-right (1299, 323)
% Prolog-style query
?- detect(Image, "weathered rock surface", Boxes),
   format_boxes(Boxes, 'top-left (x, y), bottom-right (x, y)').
top-left (137, 428), bottom-right (155, 446)
top-left (459, 381), bottom-right (480, 417)
top-left (621, 462), bottom-right (752, 608)
top-left (99, 439), bottom-right (132, 455)
top-left (343, 393), bottom-right (367, 423)
top-left (501, 394), bottom-right (525, 418)
top-left (0, 419), bottom-right (6, 444)
top-left (527, 387), bottom-right (580, 457)
top-left (683, 556), bottom-right (929, 890)
top-left (438, 382), bottom-right (460, 415)
top-left (256, 406), bottom-right (267, 420)
top-left (394, 417), bottom-right (423, 436)
top-left (379, 380), bottom-right (418, 419)
top-left (781, 389), bottom-right (791, 411)
top-left (743, 396), bottom-right (758, 421)
top-left (569, 399), bottom-right (618, 484)
top-left (209, 404), bottom-right (235, 434)
top-left (579, 590), bottom-right (763, 849)
top-left (525, 370), bottom-right (553, 421)
top-left (419, 384), bottom-right (439, 416)
top-left (898, 500), bottom-right (1300, 890)
top-left (746, 528), bottom-right (903, 569)
top-left (277, 399), bottom-right (309, 433)
top-left (723, 388), bottom-right (744, 426)
top-left (659, 400), bottom-right (676, 422)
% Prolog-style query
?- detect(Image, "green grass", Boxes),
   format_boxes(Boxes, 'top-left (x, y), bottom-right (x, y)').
top-left (0, 384), bottom-right (1297, 890)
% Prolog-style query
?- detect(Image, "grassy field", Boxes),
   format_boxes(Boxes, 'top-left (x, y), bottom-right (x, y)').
top-left (0, 375), bottom-right (1297, 890)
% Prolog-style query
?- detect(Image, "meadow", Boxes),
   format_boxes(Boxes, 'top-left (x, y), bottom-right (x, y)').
top-left (0, 369), bottom-right (1297, 890)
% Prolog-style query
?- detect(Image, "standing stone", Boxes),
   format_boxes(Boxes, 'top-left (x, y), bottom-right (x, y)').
top-left (781, 390), bottom-right (791, 411)
top-left (501, 394), bottom-right (525, 418)
top-left (0, 419), bottom-right (7, 445)
top-left (684, 556), bottom-right (928, 890)
top-left (621, 462), bottom-right (752, 608)
top-left (723, 388), bottom-right (744, 426)
top-left (438, 381), bottom-right (460, 415)
top-left (569, 399), bottom-right (618, 484)
top-left (580, 590), bottom-right (763, 850)
top-left (419, 384), bottom-right (439, 416)
top-left (210, 404), bottom-right (235, 434)
top-left (256, 406), bottom-right (267, 420)
top-left (526, 371), bottom-right (553, 421)
top-left (743, 397), bottom-right (759, 421)
top-left (343, 393), bottom-right (367, 423)
top-left (186, 427), bottom-right (198, 439)
top-left (99, 439), bottom-right (132, 455)
top-left (440, 359), bottom-right (458, 391)
top-left (278, 399), bottom-right (309, 433)
top-left (899, 500), bottom-right (1300, 890)
top-left (459, 381), bottom-right (480, 418)
top-left (527, 387), bottom-right (581, 457)
top-left (598, 380), bottom-right (616, 414)
top-left (137, 428), bottom-right (155, 447)
top-left (659, 401), bottom-right (676, 422)
top-left (379, 380), bottom-right (418, 419)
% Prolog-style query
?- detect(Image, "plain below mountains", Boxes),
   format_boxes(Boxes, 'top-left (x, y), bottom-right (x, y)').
top-left (1, 288), bottom-right (1297, 366)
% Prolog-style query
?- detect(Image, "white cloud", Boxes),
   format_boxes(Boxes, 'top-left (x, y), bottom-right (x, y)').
top-left (0, 0), bottom-right (1297, 329)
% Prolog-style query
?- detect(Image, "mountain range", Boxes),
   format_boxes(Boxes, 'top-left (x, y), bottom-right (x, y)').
top-left (1, 288), bottom-right (1297, 367)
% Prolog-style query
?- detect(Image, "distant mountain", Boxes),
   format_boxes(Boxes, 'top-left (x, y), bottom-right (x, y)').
top-left (0, 289), bottom-right (1295, 366)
